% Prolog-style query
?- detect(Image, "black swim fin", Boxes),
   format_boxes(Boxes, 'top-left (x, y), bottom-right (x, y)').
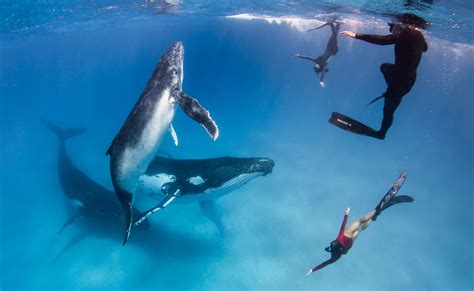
top-left (372, 172), bottom-right (407, 221)
top-left (329, 112), bottom-right (380, 138)
top-left (383, 195), bottom-right (414, 210)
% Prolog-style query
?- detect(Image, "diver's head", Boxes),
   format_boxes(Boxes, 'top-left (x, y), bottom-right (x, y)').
top-left (389, 13), bottom-right (429, 32)
top-left (325, 240), bottom-right (344, 255)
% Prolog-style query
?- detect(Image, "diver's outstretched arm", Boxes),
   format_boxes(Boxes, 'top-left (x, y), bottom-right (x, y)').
top-left (294, 54), bottom-right (316, 62)
top-left (307, 254), bottom-right (341, 275)
top-left (340, 31), bottom-right (397, 45)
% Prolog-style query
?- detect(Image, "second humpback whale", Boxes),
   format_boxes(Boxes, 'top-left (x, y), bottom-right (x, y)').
top-left (107, 42), bottom-right (219, 244)
top-left (42, 120), bottom-right (150, 244)
top-left (134, 156), bottom-right (275, 234)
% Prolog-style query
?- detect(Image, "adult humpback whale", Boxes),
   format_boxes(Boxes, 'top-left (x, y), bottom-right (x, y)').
top-left (134, 156), bottom-right (275, 234)
top-left (42, 120), bottom-right (150, 240)
top-left (107, 42), bottom-right (219, 244)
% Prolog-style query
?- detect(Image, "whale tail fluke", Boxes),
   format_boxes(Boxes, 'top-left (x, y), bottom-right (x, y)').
top-left (41, 119), bottom-right (86, 142)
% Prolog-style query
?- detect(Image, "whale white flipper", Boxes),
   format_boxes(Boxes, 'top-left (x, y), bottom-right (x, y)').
top-left (169, 123), bottom-right (179, 146)
top-left (134, 188), bottom-right (181, 226)
top-left (177, 91), bottom-right (219, 141)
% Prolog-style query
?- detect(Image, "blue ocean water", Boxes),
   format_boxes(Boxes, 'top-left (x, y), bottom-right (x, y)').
top-left (1, 1), bottom-right (473, 290)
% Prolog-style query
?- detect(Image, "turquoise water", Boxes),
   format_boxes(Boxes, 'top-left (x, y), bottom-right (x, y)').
top-left (1, 1), bottom-right (473, 290)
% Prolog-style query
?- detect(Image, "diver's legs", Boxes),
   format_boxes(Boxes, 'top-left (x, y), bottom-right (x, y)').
top-left (330, 22), bottom-right (341, 35)
top-left (380, 63), bottom-right (396, 86)
top-left (377, 94), bottom-right (403, 139)
top-left (344, 210), bottom-right (376, 241)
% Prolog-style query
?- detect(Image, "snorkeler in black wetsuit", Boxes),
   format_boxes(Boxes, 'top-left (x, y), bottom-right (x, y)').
top-left (295, 22), bottom-right (341, 88)
top-left (339, 18), bottom-right (428, 139)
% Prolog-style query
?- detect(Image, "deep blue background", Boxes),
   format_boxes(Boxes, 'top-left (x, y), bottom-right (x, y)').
top-left (1, 12), bottom-right (473, 290)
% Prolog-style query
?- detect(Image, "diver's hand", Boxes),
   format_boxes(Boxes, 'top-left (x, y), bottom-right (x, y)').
top-left (345, 207), bottom-right (350, 215)
top-left (319, 81), bottom-right (326, 88)
top-left (306, 269), bottom-right (313, 276)
top-left (340, 31), bottom-right (357, 38)
top-left (294, 54), bottom-right (301, 58)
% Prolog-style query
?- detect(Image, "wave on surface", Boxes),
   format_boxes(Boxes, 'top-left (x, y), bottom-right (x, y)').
top-left (226, 12), bottom-right (474, 51)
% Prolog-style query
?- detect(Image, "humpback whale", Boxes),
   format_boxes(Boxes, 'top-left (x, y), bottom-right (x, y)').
top-left (106, 42), bottom-right (219, 244)
top-left (42, 120), bottom-right (150, 241)
top-left (134, 156), bottom-right (275, 234)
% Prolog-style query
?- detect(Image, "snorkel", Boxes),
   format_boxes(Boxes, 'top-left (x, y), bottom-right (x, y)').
top-left (388, 22), bottom-right (407, 33)
top-left (325, 240), bottom-right (343, 254)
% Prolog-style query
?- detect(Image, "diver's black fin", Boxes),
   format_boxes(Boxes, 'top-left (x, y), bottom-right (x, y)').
top-left (329, 112), bottom-right (379, 137)
top-left (372, 172), bottom-right (407, 221)
top-left (367, 95), bottom-right (385, 105)
top-left (41, 119), bottom-right (86, 142)
top-left (134, 187), bottom-right (181, 227)
top-left (177, 92), bottom-right (219, 141)
top-left (383, 195), bottom-right (414, 210)
top-left (199, 200), bottom-right (226, 237)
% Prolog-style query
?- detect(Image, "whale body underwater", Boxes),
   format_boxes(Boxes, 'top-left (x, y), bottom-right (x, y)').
top-left (42, 120), bottom-right (151, 240)
top-left (135, 155), bottom-right (275, 234)
top-left (44, 120), bottom-right (274, 241)
top-left (107, 41), bottom-right (221, 244)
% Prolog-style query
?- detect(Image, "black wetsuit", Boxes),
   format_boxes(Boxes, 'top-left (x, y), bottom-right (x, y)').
top-left (296, 23), bottom-right (340, 85)
top-left (316, 23), bottom-right (340, 68)
top-left (355, 27), bottom-right (428, 138)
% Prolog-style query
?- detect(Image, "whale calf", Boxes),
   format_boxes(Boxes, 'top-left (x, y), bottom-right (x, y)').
top-left (107, 42), bottom-right (219, 244)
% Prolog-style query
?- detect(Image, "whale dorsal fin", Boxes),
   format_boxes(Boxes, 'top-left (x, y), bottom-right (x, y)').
top-left (177, 92), bottom-right (219, 141)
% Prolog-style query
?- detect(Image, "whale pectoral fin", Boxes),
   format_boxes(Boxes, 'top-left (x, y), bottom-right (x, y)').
top-left (199, 200), bottom-right (226, 237)
top-left (57, 211), bottom-right (84, 235)
top-left (134, 188), bottom-right (181, 226)
top-left (169, 123), bottom-right (179, 146)
top-left (122, 203), bottom-right (133, 245)
top-left (49, 211), bottom-right (85, 257)
top-left (177, 92), bottom-right (219, 141)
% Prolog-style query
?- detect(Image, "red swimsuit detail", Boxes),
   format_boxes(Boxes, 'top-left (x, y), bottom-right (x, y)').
top-left (337, 213), bottom-right (353, 250)
top-left (310, 213), bottom-right (353, 273)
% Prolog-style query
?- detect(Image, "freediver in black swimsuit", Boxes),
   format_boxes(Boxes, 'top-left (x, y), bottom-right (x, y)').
top-left (295, 22), bottom-right (341, 88)
top-left (338, 14), bottom-right (428, 139)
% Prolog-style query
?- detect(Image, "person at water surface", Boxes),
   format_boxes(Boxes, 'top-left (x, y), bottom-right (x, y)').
top-left (339, 14), bottom-right (428, 140)
top-left (307, 172), bottom-right (414, 275)
top-left (295, 22), bottom-right (341, 88)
